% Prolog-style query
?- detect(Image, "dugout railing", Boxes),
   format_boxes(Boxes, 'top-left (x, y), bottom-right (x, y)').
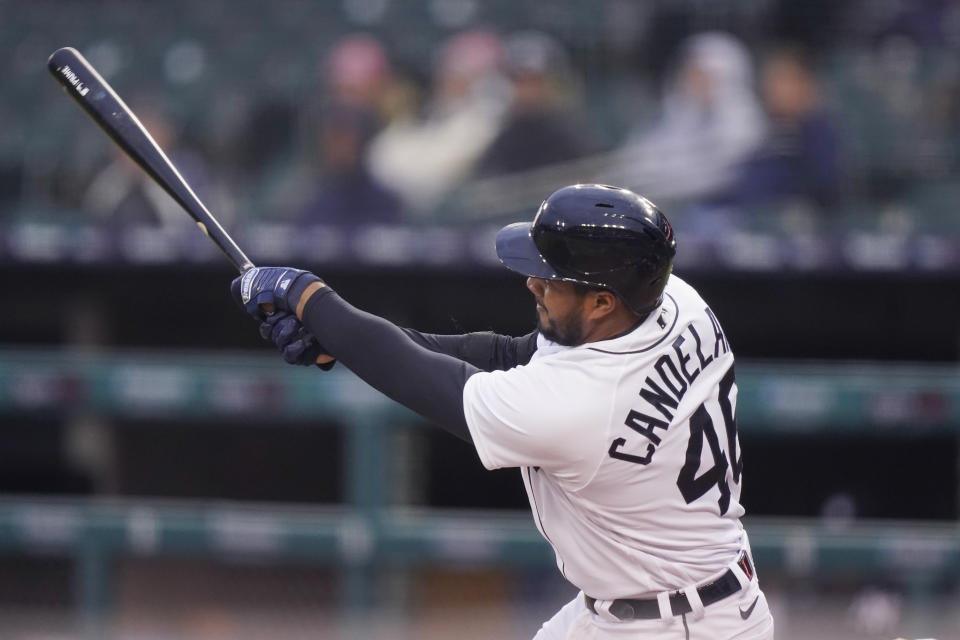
top-left (1, 349), bottom-right (958, 431)
top-left (0, 499), bottom-right (957, 630)
top-left (0, 349), bottom-right (959, 628)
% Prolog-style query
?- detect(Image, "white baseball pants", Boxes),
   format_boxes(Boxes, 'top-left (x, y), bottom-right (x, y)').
top-left (533, 573), bottom-right (774, 639)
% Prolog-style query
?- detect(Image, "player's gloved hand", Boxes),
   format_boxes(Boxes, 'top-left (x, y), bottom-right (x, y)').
top-left (229, 266), bottom-right (323, 320)
top-left (259, 311), bottom-right (336, 370)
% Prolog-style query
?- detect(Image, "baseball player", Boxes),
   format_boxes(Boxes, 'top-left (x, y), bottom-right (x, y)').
top-left (231, 184), bottom-right (775, 639)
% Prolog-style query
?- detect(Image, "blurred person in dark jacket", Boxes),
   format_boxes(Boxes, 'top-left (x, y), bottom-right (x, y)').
top-left (297, 104), bottom-right (401, 226)
top-left (247, 34), bottom-right (401, 220)
top-left (733, 46), bottom-right (841, 210)
top-left (476, 31), bottom-right (592, 177)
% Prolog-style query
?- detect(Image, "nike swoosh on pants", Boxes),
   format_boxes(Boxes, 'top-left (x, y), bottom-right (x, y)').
top-left (739, 595), bottom-right (760, 619)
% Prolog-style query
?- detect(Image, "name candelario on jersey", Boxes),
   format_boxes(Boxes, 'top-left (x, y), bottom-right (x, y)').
top-left (609, 307), bottom-right (729, 465)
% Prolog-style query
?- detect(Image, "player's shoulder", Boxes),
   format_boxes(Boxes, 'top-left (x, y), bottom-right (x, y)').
top-left (463, 362), bottom-right (611, 477)
top-left (664, 273), bottom-right (706, 306)
top-left (469, 348), bottom-right (616, 409)
top-left (665, 273), bottom-right (721, 324)
top-left (464, 357), bottom-right (614, 450)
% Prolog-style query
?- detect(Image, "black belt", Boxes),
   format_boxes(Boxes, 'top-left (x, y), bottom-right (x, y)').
top-left (585, 551), bottom-right (754, 621)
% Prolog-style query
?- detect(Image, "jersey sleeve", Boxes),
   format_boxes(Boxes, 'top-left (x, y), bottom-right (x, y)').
top-left (461, 359), bottom-right (605, 485)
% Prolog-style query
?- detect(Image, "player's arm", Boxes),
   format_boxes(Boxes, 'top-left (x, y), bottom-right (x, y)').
top-left (400, 329), bottom-right (538, 372)
top-left (232, 267), bottom-right (479, 443)
top-left (256, 305), bottom-right (537, 373)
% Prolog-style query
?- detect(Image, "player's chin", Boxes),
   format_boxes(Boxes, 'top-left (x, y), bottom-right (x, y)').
top-left (538, 316), bottom-right (583, 347)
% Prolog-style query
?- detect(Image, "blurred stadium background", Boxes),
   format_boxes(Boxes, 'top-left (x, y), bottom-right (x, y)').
top-left (2, 0), bottom-right (960, 638)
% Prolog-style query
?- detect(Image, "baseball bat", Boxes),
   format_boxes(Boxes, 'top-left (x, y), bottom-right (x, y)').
top-left (47, 47), bottom-right (254, 273)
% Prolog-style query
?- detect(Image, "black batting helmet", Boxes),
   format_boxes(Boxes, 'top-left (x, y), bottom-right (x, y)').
top-left (496, 184), bottom-right (677, 316)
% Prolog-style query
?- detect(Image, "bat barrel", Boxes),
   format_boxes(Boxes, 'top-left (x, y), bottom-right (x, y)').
top-left (48, 47), bottom-right (255, 273)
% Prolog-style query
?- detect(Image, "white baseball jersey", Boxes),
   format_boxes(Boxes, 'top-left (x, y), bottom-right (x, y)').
top-left (462, 274), bottom-right (746, 600)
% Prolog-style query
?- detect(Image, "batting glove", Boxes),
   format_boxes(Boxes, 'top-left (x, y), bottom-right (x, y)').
top-left (259, 312), bottom-right (336, 370)
top-left (230, 266), bottom-right (323, 320)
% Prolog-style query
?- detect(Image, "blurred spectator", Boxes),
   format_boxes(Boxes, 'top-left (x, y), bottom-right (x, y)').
top-left (837, 31), bottom-right (960, 208)
top-left (229, 99), bottom-right (300, 186)
top-left (733, 46), bottom-right (842, 210)
top-left (612, 32), bottom-right (766, 206)
top-left (326, 33), bottom-right (393, 116)
top-left (324, 33), bottom-right (423, 138)
top-left (296, 104), bottom-right (401, 225)
top-left (367, 29), bottom-right (509, 215)
top-left (238, 34), bottom-right (397, 219)
top-left (872, 0), bottom-right (956, 47)
top-left (81, 107), bottom-right (212, 228)
top-left (475, 31), bottom-right (592, 177)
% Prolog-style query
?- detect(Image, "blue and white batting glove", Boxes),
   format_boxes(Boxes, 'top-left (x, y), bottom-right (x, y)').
top-left (229, 266), bottom-right (323, 320)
